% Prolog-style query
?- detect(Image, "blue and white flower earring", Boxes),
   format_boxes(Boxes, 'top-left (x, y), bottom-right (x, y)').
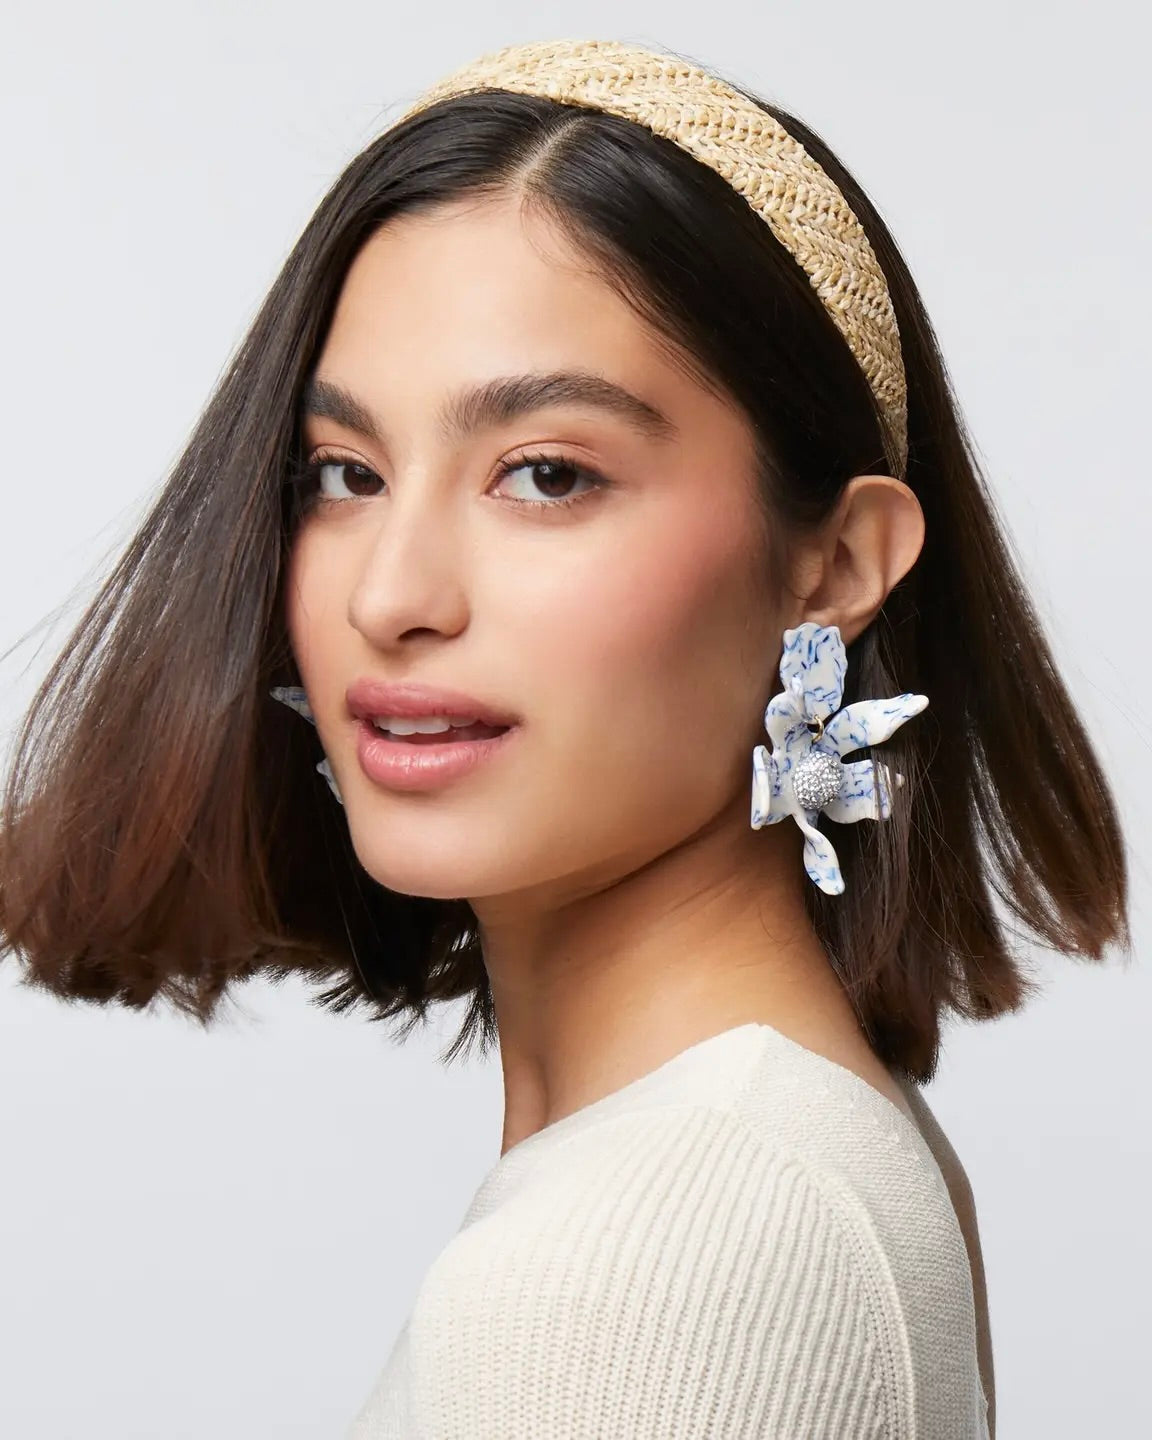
top-left (750, 622), bottom-right (928, 895)
top-left (269, 686), bottom-right (345, 807)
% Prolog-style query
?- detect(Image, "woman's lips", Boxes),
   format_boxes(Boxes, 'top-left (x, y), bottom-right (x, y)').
top-left (354, 718), bottom-right (519, 791)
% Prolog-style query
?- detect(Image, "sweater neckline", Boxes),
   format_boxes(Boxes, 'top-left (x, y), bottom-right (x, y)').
top-left (495, 1020), bottom-right (926, 1167)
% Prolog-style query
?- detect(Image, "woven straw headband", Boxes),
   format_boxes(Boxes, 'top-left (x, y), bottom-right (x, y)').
top-left (391, 37), bottom-right (909, 480)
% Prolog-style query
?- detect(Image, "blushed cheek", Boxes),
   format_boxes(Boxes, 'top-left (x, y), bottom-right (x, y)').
top-left (522, 504), bottom-right (771, 820)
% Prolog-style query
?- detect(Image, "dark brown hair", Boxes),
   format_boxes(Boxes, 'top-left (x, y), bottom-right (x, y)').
top-left (0, 65), bottom-right (1131, 1079)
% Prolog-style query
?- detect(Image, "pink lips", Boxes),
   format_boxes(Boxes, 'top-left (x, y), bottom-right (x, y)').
top-left (346, 677), bottom-right (519, 728)
top-left (346, 677), bottom-right (520, 792)
top-left (354, 717), bottom-right (518, 791)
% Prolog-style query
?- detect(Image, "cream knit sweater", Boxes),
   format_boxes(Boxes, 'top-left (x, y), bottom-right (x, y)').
top-left (347, 1022), bottom-right (991, 1438)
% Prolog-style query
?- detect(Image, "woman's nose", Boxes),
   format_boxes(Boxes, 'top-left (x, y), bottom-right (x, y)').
top-left (346, 485), bottom-right (470, 648)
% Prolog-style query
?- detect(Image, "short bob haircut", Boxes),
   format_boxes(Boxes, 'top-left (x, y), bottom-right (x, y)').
top-left (0, 68), bottom-right (1132, 1080)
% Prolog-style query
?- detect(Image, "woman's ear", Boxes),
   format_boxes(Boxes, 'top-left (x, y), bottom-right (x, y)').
top-left (787, 474), bottom-right (925, 644)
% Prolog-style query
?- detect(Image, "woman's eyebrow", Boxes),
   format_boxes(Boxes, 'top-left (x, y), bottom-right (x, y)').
top-left (301, 370), bottom-right (680, 446)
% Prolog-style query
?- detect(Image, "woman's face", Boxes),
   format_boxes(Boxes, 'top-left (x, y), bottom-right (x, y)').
top-left (285, 193), bottom-right (784, 907)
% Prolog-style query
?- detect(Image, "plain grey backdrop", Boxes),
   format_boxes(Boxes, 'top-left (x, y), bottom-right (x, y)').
top-left (1, 3), bottom-right (1147, 1435)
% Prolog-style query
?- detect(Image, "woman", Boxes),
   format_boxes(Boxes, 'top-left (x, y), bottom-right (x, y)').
top-left (0, 36), bottom-right (1130, 1438)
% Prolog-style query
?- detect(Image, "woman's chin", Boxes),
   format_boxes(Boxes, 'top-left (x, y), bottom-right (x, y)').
top-left (348, 836), bottom-right (509, 902)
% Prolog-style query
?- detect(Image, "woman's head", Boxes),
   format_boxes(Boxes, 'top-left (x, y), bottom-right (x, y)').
top-left (288, 187), bottom-right (921, 910)
top-left (0, 61), bottom-right (1130, 1076)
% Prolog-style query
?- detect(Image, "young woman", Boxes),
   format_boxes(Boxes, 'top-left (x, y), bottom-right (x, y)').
top-left (0, 37), bottom-right (1130, 1439)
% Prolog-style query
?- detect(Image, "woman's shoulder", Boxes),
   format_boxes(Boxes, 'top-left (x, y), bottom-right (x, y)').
top-left (404, 1101), bottom-right (919, 1437)
top-left (402, 1030), bottom-right (989, 1437)
top-left (469, 1021), bottom-right (972, 1250)
top-left (454, 1021), bottom-right (976, 1297)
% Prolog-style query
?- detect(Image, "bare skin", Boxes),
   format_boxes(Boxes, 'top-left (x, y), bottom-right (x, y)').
top-left (284, 188), bottom-right (992, 1423)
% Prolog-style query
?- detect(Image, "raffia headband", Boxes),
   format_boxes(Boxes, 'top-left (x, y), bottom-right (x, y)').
top-left (392, 37), bottom-right (909, 480)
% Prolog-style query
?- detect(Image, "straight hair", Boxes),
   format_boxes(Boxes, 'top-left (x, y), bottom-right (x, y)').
top-left (0, 77), bottom-right (1131, 1078)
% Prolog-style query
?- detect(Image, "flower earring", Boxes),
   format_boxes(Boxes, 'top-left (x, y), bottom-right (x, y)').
top-left (750, 622), bottom-right (928, 895)
top-left (269, 686), bottom-right (345, 807)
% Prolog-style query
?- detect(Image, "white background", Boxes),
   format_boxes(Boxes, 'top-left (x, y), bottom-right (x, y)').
top-left (1, 3), bottom-right (1147, 1435)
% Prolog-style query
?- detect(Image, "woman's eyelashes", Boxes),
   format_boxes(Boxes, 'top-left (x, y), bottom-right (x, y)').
top-left (288, 449), bottom-right (611, 514)
top-left (490, 450), bottom-right (609, 509)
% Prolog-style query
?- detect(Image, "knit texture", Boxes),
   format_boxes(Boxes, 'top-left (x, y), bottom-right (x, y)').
top-left (346, 1023), bottom-right (990, 1438)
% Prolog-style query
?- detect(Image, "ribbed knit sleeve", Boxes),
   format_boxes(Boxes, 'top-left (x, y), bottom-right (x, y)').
top-left (375, 1105), bottom-right (918, 1439)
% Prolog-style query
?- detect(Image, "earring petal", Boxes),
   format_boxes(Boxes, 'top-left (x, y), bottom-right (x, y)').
top-left (821, 692), bottom-right (928, 758)
top-left (751, 744), bottom-right (797, 827)
top-left (821, 757), bottom-right (904, 823)
top-left (316, 757), bottom-right (345, 807)
top-left (270, 686), bottom-right (317, 726)
top-left (751, 745), bottom-right (774, 828)
top-left (762, 697), bottom-right (805, 758)
top-left (777, 623), bottom-right (847, 724)
top-left (788, 799), bottom-right (845, 895)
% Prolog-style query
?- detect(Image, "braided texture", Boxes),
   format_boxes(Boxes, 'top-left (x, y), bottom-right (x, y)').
top-left (394, 37), bottom-right (908, 478)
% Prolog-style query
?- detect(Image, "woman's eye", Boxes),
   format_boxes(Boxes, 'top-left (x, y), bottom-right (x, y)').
top-left (314, 460), bottom-right (383, 500)
top-left (492, 454), bottom-right (605, 509)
